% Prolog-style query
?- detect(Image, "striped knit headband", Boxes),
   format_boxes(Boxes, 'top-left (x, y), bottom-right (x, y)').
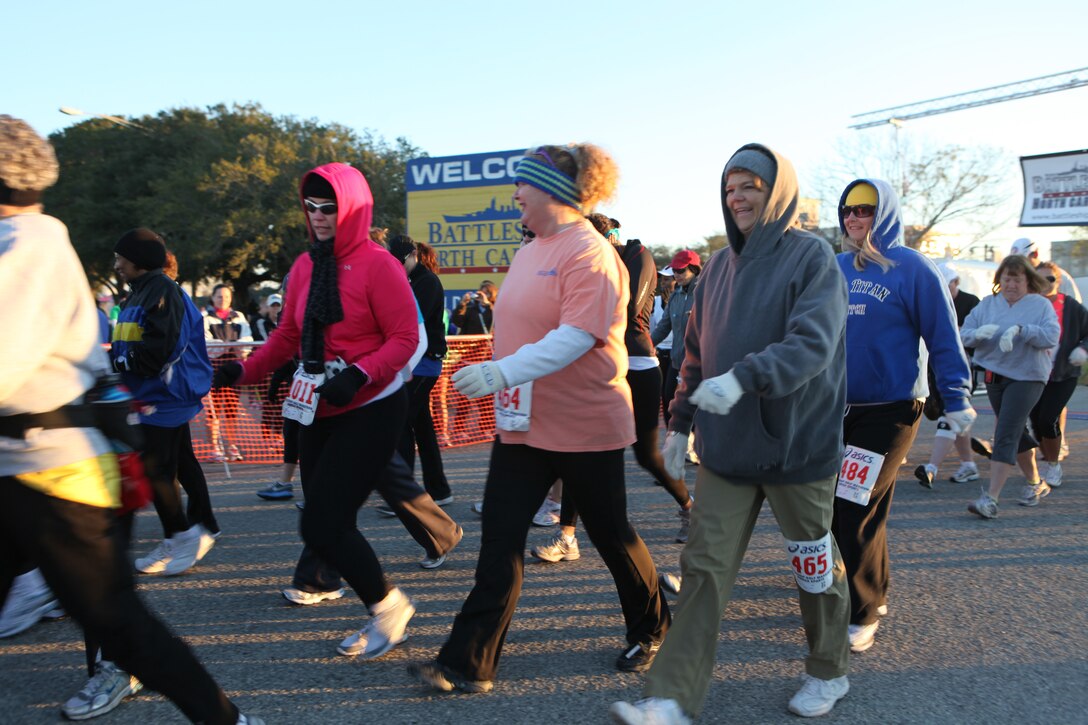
top-left (514, 156), bottom-right (583, 212)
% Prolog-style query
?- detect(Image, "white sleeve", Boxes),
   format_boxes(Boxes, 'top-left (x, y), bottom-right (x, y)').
top-left (495, 324), bottom-right (596, 387)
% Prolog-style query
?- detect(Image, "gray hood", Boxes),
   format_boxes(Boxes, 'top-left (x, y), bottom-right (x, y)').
top-left (720, 143), bottom-right (800, 257)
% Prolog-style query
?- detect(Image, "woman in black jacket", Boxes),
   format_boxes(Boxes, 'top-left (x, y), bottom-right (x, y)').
top-left (1028, 261), bottom-right (1088, 488)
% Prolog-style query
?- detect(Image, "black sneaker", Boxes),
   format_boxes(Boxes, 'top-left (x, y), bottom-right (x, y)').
top-left (913, 464), bottom-right (935, 489)
top-left (408, 660), bottom-right (493, 693)
top-left (970, 437), bottom-right (993, 459)
top-left (616, 641), bottom-right (660, 673)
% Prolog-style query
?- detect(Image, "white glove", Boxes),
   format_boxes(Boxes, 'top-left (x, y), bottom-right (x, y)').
top-left (662, 431), bottom-right (687, 481)
top-left (452, 361), bottom-right (508, 398)
top-left (945, 406), bottom-right (978, 435)
top-left (1070, 347), bottom-right (1088, 365)
top-left (998, 325), bottom-right (1020, 353)
top-left (689, 370), bottom-right (743, 416)
top-left (972, 324), bottom-right (1000, 340)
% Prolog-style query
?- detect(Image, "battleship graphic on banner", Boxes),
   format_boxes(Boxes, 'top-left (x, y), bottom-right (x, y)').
top-left (407, 150), bottom-right (525, 298)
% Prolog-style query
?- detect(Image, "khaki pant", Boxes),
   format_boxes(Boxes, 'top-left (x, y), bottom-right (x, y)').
top-left (644, 468), bottom-right (850, 718)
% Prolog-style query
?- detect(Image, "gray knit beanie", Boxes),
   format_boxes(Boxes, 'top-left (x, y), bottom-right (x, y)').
top-left (724, 146), bottom-right (777, 188)
top-left (0, 115), bottom-right (59, 205)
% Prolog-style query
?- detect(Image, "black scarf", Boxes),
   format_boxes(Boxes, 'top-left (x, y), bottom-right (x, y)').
top-left (300, 236), bottom-right (344, 366)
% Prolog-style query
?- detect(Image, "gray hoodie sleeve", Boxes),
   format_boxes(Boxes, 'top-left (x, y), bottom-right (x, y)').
top-left (730, 243), bottom-right (847, 398)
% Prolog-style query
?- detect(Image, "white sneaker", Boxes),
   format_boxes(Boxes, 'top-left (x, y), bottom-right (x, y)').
top-left (282, 587), bottom-right (345, 605)
top-left (195, 525), bottom-right (217, 562)
top-left (530, 531), bottom-right (580, 562)
top-left (877, 603), bottom-right (889, 617)
top-left (62, 660), bottom-right (142, 720)
top-left (337, 587), bottom-right (415, 658)
top-left (1044, 462), bottom-right (1063, 488)
top-left (659, 573), bottom-right (682, 597)
top-left (531, 498), bottom-right (561, 527)
top-left (949, 461), bottom-right (980, 483)
top-left (0, 569), bottom-right (58, 638)
top-left (162, 526), bottom-right (203, 576)
top-left (609, 698), bottom-right (691, 725)
top-left (788, 673), bottom-right (850, 717)
top-left (968, 492), bottom-right (999, 519)
top-left (1018, 480), bottom-right (1051, 507)
top-left (848, 621), bottom-right (879, 652)
top-left (134, 541), bottom-right (172, 574)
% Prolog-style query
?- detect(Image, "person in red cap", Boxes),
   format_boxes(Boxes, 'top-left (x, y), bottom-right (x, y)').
top-left (652, 250), bottom-right (701, 429)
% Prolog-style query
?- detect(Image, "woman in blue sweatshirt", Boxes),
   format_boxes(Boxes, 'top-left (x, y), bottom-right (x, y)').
top-left (961, 255), bottom-right (1059, 519)
top-left (831, 179), bottom-right (974, 654)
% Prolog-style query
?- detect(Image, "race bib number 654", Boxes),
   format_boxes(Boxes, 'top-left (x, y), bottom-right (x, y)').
top-left (494, 382), bottom-right (532, 432)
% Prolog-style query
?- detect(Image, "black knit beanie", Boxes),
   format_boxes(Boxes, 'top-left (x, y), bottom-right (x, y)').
top-left (387, 234), bottom-right (417, 263)
top-left (114, 228), bottom-right (167, 270)
top-left (302, 173), bottom-right (336, 199)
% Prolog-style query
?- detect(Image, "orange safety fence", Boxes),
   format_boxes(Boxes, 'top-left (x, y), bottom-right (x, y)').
top-left (190, 336), bottom-right (496, 464)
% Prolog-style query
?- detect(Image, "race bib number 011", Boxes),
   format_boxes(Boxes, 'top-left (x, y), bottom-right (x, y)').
top-left (494, 381), bottom-right (532, 432)
top-left (835, 445), bottom-right (885, 506)
top-left (282, 367), bottom-right (325, 426)
top-left (784, 532), bottom-right (834, 594)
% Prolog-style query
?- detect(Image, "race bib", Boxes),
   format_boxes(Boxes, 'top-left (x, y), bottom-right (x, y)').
top-left (784, 532), bottom-right (834, 594)
top-left (494, 382), bottom-right (532, 432)
top-left (835, 445), bottom-right (884, 506)
top-left (282, 366), bottom-right (324, 426)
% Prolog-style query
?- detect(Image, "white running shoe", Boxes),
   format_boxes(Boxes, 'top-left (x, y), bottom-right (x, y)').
top-left (62, 660), bottom-right (142, 720)
top-left (848, 621), bottom-right (879, 652)
top-left (337, 587), bottom-right (415, 658)
top-left (421, 526), bottom-right (463, 569)
top-left (530, 531), bottom-right (580, 562)
top-left (949, 461), bottom-right (979, 483)
top-left (134, 541), bottom-right (172, 574)
top-left (282, 587), bottom-right (345, 605)
top-left (162, 526), bottom-right (203, 576)
top-left (531, 498), bottom-right (561, 527)
top-left (788, 673), bottom-right (850, 717)
top-left (0, 569), bottom-right (58, 638)
top-left (1044, 462), bottom-right (1063, 488)
top-left (968, 492), bottom-right (999, 519)
top-left (1018, 480), bottom-right (1051, 507)
top-left (609, 698), bottom-right (692, 725)
top-left (195, 525), bottom-right (218, 562)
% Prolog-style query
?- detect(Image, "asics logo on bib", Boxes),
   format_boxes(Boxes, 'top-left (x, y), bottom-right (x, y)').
top-left (788, 542), bottom-right (827, 555)
top-left (844, 449), bottom-right (877, 465)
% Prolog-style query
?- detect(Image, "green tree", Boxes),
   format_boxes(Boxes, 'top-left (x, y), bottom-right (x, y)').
top-left (46, 103), bottom-right (424, 307)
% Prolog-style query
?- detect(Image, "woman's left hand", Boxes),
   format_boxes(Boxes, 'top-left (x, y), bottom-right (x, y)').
top-left (998, 325), bottom-right (1020, 352)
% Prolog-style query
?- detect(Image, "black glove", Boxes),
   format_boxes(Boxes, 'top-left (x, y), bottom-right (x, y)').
top-left (315, 365), bottom-right (368, 407)
top-left (213, 361), bottom-right (244, 389)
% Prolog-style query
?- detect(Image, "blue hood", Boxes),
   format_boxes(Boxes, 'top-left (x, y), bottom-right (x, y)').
top-left (838, 178), bottom-right (902, 254)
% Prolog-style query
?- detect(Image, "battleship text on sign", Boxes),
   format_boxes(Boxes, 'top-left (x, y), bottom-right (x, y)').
top-left (407, 149), bottom-right (527, 307)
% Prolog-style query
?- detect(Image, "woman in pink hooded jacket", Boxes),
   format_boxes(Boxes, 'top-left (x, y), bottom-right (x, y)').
top-left (215, 163), bottom-right (419, 659)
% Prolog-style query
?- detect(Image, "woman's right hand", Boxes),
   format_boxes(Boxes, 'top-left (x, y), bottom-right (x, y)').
top-left (973, 323), bottom-right (1000, 341)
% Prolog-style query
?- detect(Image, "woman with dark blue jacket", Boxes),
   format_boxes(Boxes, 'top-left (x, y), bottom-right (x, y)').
top-left (831, 179), bottom-right (974, 654)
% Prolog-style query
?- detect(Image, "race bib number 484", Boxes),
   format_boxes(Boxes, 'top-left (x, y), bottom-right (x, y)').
top-left (835, 445), bottom-right (885, 506)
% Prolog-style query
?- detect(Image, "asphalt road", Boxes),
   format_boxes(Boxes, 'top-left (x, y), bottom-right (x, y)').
top-left (2, 388), bottom-right (1087, 724)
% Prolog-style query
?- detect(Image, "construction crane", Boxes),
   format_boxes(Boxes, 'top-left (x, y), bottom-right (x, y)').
top-left (849, 67), bottom-right (1088, 129)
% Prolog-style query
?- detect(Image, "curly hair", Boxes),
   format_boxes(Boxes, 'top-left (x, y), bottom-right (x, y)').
top-left (527, 143), bottom-right (618, 210)
top-left (416, 241), bottom-right (440, 274)
top-left (0, 115), bottom-right (58, 202)
top-left (369, 227), bottom-right (389, 247)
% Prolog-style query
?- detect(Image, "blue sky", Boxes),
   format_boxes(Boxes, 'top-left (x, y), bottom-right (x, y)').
top-left (9, 1), bottom-right (1087, 250)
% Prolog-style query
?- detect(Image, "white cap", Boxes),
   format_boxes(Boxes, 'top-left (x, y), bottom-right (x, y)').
top-left (659, 266), bottom-right (674, 277)
top-left (1010, 238), bottom-right (1037, 257)
top-left (938, 262), bottom-right (959, 285)
top-left (267, 293), bottom-right (283, 306)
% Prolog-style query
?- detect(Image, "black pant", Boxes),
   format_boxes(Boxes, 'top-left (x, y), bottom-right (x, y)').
top-left (176, 423), bottom-right (219, 535)
top-left (559, 367), bottom-right (690, 527)
top-left (1029, 376), bottom-right (1078, 442)
top-left (296, 392), bottom-right (407, 606)
top-left (293, 449), bottom-right (463, 591)
top-left (142, 422), bottom-right (207, 538)
top-left (283, 417), bottom-right (301, 465)
top-left (398, 374), bottom-right (451, 501)
top-left (438, 442), bottom-right (670, 682)
top-left (833, 400), bottom-right (923, 625)
top-left (0, 478), bottom-right (236, 724)
top-left (661, 365), bottom-right (680, 427)
top-left (84, 511), bottom-right (134, 675)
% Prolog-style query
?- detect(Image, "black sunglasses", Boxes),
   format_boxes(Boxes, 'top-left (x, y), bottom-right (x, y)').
top-left (841, 204), bottom-right (876, 219)
top-left (304, 200), bottom-right (337, 215)
top-left (1046, 275), bottom-right (1057, 282)
top-left (521, 226), bottom-right (536, 239)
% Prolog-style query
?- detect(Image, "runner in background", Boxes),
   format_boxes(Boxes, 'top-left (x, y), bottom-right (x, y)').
top-left (203, 283), bottom-right (252, 461)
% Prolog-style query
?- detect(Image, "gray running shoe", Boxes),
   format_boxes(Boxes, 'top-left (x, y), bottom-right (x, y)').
top-left (1018, 481), bottom-right (1051, 507)
top-left (62, 660), bottom-right (142, 720)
